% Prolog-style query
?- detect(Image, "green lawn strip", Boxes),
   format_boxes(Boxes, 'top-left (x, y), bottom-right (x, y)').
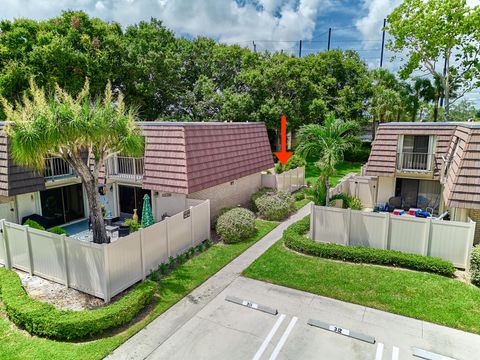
top-left (305, 161), bottom-right (362, 187)
top-left (294, 198), bottom-right (311, 210)
top-left (243, 241), bottom-right (480, 334)
top-left (0, 219), bottom-right (279, 360)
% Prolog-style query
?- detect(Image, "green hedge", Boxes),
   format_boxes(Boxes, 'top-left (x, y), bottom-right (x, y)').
top-left (0, 268), bottom-right (156, 340)
top-left (470, 245), bottom-right (480, 286)
top-left (283, 217), bottom-right (456, 277)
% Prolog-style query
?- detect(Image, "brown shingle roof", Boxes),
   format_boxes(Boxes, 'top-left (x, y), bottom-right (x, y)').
top-left (141, 122), bottom-right (273, 194)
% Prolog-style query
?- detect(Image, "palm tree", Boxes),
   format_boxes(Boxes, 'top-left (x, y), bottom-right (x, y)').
top-left (296, 112), bottom-right (360, 205)
top-left (1, 80), bottom-right (144, 244)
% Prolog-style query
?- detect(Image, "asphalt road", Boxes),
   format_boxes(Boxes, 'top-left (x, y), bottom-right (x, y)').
top-left (144, 277), bottom-right (480, 360)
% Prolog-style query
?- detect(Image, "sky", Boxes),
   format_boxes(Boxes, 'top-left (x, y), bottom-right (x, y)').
top-left (1, 0), bottom-right (479, 103)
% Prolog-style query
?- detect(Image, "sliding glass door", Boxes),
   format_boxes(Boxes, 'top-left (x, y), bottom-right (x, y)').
top-left (40, 184), bottom-right (85, 227)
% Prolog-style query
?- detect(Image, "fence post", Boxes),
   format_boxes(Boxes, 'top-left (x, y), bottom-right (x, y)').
top-left (465, 220), bottom-right (476, 270)
top-left (60, 234), bottom-right (69, 287)
top-left (103, 244), bottom-right (111, 303)
top-left (383, 213), bottom-right (390, 250)
top-left (1, 219), bottom-right (12, 269)
top-left (190, 206), bottom-right (195, 247)
top-left (139, 228), bottom-right (146, 280)
top-left (207, 200), bottom-right (211, 241)
top-left (24, 225), bottom-right (34, 275)
top-left (289, 169), bottom-right (293, 192)
top-left (423, 218), bottom-right (432, 256)
top-left (310, 203), bottom-right (316, 240)
top-left (165, 218), bottom-right (170, 258)
top-left (346, 208), bottom-right (352, 246)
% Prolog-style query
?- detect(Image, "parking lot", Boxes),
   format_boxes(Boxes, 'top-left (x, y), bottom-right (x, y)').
top-left (146, 277), bottom-right (480, 360)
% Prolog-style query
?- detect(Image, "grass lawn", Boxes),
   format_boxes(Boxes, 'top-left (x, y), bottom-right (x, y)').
top-left (243, 240), bottom-right (480, 334)
top-left (0, 220), bottom-right (279, 360)
top-left (294, 198), bottom-right (311, 210)
top-left (305, 161), bottom-right (362, 187)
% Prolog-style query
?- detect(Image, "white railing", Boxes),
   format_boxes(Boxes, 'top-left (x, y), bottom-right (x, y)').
top-left (397, 152), bottom-right (434, 171)
top-left (0, 200), bottom-right (211, 302)
top-left (310, 204), bottom-right (475, 269)
top-left (107, 156), bottom-right (144, 181)
top-left (43, 157), bottom-right (75, 180)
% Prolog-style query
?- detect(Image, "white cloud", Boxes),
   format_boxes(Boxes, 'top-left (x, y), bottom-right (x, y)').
top-left (0, 0), bottom-right (325, 51)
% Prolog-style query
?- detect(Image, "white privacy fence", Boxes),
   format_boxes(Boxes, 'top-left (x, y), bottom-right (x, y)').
top-left (261, 166), bottom-right (305, 193)
top-left (310, 204), bottom-right (475, 269)
top-left (329, 174), bottom-right (378, 209)
top-left (0, 200), bottom-right (211, 302)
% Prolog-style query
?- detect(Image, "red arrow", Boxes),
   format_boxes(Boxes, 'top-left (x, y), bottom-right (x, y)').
top-left (274, 115), bottom-right (293, 165)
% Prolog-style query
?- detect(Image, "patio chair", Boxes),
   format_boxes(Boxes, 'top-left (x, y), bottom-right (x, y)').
top-left (387, 196), bottom-right (403, 211)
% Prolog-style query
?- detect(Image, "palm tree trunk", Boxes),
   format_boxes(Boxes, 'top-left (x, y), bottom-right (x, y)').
top-left (324, 177), bottom-right (331, 206)
top-left (85, 180), bottom-right (108, 244)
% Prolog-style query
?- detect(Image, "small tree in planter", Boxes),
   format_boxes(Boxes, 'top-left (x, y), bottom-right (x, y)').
top-left (1, 80), bottom-right (144, 243)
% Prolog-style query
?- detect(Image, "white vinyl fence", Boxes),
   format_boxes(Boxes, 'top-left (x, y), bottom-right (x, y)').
top-left (329, 174), bottom-right (378, 208)
top-left (0, 200), bottom-right (211, 302)
top-left (310, 204), bottom-right (475, 269)
top-left (261, 166), bottom-right (305, 193)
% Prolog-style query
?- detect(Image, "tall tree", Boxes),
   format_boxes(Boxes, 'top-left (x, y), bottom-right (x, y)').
top-left (296, 113), bottom-right (360, 205)
top-left (386, 0), bottom-right (480, 119)
top-left (1, 81), bottom-right (144, 244)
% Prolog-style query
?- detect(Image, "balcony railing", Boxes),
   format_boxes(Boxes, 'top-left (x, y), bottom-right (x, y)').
top-left (106, 156), bottom-right (144, 181)
top-left (396, 152), bottom-right (434, 172)
top-left (44, 157), bottom-right (75, 181)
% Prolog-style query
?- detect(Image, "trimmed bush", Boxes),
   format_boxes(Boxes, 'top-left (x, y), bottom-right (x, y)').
top-left (274, 154), bottom-right (306, 174)
top-left (283, 216), bottom-right (456, 277)
top-left (216, 208), bottom-right (257, 244)
top-left (24, 219), bottom-right (45, 230)
top-left (293, 190), bottom-right (305, 201)
top-left (330, 193), bottom-right (362, 210)
top-left (0, 268), bottom-right (156, 340)
top-left (255, 191), bottom-right (295, 221)
top-left (48, 226), bottom-right (68, 235)
top-left (250, 187), bottom-right (274, 212)
top-left (470, 245), bottom-right (480, 286)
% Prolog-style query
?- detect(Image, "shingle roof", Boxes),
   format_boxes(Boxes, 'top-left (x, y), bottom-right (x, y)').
top-left (141, 122), bottom-right (274, 194)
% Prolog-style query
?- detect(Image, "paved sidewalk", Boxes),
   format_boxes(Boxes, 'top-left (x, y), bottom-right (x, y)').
top-left (106, 203), bottom-right (312, 360)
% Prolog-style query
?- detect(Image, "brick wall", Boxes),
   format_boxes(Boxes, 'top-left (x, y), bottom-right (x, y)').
top-left (469, 209), bottom-right (480, 245)
top-left (188, 172), bottom-right (262, 219)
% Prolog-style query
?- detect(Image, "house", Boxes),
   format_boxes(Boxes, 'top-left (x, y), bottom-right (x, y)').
top-left (0, 122), bottom-right (274, 228)
top-left (364, 121), bottom-right (480, 243)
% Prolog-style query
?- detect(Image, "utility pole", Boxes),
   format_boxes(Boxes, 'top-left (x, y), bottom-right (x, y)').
top-left (252, 41), bottom-right (256, 53)
top-left (380, 18), bottom-right (386, 68)
top-left (327, 28), bottom-right (332, 50)
top-left (299, 40), bottom-right (302, 57)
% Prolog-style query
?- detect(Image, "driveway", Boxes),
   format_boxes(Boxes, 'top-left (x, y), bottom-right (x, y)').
top-left (137, 277), bottom-right (480, 360)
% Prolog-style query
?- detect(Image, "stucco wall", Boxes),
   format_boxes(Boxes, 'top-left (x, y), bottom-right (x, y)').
top-left (16, 192), bottom-right (41, 223)
top-left (188, 172), bottom-right (262, 219)
top-left (469, 209), bottom-right (480, 245)
top-left (153, 192), bottom-right (187, 221)
top-left (376, 176), bottom-right (395, 205)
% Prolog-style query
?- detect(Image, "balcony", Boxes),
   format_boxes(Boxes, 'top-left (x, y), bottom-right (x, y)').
top-left (44, 157), bottom-right (75, 181)
top-left (397, 152), bottom-right (434, 172)
top-left (106, 156), bottom-right (144, 182)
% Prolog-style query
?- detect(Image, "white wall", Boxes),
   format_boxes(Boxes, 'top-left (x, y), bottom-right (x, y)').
top-left (376, 176), bottom-right (395, 205)
top-left (16, 192), bottom-right (41, 223)
top-left (153, 192), bottom-right (187, 221)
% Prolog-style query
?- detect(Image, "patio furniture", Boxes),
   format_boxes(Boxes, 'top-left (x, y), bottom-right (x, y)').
top-left (388, 196), bottom-right (403, 211)
top-left (118, 224), bottom-right (130, 237)
top-left (105, 225), bottom-right (119, 242)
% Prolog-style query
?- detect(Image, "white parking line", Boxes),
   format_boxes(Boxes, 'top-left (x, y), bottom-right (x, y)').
top-left (392, 346), bottom-right (399, 360)
top-left (252, 314), bottom-right (286, 360)
top-left (269, 317), bottom-right (298, 360)
top-left (375, 342), bottom-right (384, 360)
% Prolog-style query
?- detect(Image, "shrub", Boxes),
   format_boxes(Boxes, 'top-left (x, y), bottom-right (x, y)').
top-left (255, 191), bottom-right (296, 221)
top-left (0, 268), bottom-right (156, 340)
top-left (24, 219), bottom-right (45, 231)
top-left (124, 218), bottom-right (141, 233)
top-left (48, 226), bottom-right (68, 236)
top-left (216, 208), bottom-right (257, 244)
top-left (470, 246), bottom-right (480, 286)
top-left (344, 143), bottom-right (371, 163)
top-left (274, 155), bottom-right (306, 174)
top-left (293, 190), bottom-right (305, 201)
top-left (330, 193), bottom-right (362, 210)
top-left (251, 187), bottom-right (275, 212)
top-left (283, 217), bottom-right (456, 277)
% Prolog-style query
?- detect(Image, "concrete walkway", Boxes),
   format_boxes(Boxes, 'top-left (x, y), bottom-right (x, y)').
top-left (106, 203), bottom-right (312, 360)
